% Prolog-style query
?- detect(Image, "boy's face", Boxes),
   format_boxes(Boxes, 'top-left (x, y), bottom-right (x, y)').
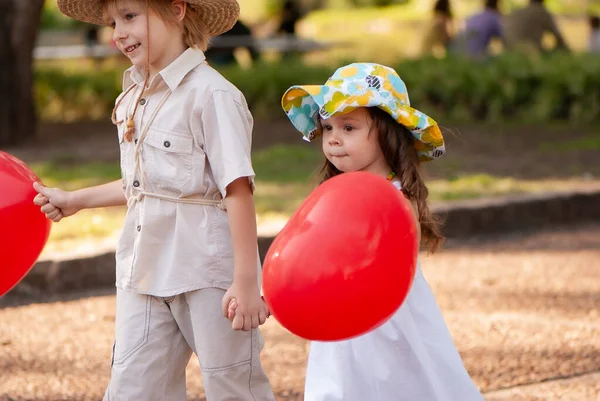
top-left (105, 0), bottom-right (186, 75)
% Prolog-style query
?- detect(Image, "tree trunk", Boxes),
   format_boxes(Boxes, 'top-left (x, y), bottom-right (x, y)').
top-left (0, 0), bottom-right (44, 147)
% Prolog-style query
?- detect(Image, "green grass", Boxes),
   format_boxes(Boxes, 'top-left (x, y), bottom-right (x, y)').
top-left (253, 144), bottom-right (322, 182)
top-left (32, 144), bottom-right (595, 255)
top-left (539, 134), bottom-right (600, 152)
top-left (32, 159), bottom-right (121, 190)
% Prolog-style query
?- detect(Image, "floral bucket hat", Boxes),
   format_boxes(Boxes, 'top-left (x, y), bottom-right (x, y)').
top-left (281, 63), bottom-right (445, 162)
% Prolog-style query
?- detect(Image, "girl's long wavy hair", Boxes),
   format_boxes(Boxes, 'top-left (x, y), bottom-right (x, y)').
top-left (318, 107), bottom-right (445, 253)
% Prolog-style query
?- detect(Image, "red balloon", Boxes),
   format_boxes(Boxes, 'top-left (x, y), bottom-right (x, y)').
top-left (0, 151), bottom-right (52, 296)
top-left (263, 171), bottom-right (419, 341)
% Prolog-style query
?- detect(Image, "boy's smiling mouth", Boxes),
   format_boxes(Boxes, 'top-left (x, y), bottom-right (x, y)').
top-left (125, 43), bottom-right (141, 53)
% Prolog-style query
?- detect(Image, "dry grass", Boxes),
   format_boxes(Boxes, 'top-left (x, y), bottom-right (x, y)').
top-left (2, 224), bottom-right (600, 400)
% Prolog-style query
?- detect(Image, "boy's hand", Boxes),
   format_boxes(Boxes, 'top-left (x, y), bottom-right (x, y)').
top-left (222, 280), bottom-right (270, 331)
top-left (33, 182), bottom-right (79, 222)
top-left (226, 296), bottom-right (270, 325)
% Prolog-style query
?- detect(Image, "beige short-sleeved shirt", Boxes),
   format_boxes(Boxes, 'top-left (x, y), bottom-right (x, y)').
top-left (114, 48), bottom-right (257, 297)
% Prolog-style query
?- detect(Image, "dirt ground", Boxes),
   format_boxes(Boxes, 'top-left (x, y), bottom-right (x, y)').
top-left (1, 223), bottom-right (599, 401)
top-left (4, 119), bottom-right (600, 181)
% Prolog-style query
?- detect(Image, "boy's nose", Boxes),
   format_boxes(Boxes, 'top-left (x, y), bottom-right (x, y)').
top-left (113, 27), bottom-right (127, 42)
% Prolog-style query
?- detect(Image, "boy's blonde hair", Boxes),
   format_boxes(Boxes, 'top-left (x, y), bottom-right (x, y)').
top-left (104, 0), bottom-right (210, 50)
top-left (108, 0), bottom-right (211, 142)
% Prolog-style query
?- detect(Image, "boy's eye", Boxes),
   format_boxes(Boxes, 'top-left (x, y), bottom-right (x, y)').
top-left (322, 124), bottom-right (333, 131)
top-left (108, 20), bottom-right (116, 28)
top-left (343, 125), bottom-right (354, 132)
top-left (125, 13), bottom-right (136, 21)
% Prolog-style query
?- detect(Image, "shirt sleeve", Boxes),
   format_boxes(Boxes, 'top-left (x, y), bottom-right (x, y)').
top-left (200, 89), bottom-right (256, 197)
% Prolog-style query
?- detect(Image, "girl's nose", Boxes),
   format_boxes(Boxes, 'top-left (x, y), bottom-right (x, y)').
top-left (328, 133), bottom-right (341, 146)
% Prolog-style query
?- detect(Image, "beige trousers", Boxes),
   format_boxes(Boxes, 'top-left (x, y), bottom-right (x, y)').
top-left (103, 288), bottom-right (275, 401)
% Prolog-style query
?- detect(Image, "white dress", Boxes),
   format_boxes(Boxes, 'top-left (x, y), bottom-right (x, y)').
top-left (304, 181), bottom-right (484, 401)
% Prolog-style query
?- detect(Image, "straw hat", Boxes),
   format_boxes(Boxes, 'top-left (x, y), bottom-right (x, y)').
top-left (57, 0), bottom-right (240, 36)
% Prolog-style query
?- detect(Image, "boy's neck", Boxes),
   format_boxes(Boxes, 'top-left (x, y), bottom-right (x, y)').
top-left (147, 44), bottom-right (189, 79)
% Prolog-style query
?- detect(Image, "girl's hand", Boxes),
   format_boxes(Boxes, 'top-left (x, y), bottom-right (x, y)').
top-left (33, 182), bottom-right (80, 222)
top-left (221, 280), bottom-right (269, 331)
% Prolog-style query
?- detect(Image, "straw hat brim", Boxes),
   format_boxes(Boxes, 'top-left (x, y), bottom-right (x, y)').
top-left (57, 0), bottom-right (240, 36)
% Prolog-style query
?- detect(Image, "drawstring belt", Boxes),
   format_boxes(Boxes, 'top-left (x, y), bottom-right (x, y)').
top-left (127, 188), bottom-right (226, 210)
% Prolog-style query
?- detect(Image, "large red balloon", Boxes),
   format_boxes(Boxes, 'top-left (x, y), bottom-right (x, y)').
top-left (263, 171), bottom-right (419, 341)
top-left (0, 151), bottom-right (52, 296)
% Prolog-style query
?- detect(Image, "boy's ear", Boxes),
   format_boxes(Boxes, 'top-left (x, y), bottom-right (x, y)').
top-left (172, 0), bottom-right (187, 22)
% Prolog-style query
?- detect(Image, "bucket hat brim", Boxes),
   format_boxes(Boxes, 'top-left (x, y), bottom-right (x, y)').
top-left (281, 82), bottom-right (446, 162)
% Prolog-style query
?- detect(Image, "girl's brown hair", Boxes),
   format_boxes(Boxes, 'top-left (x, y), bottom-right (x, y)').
top-left (319, 107), bottom-right (445, 253)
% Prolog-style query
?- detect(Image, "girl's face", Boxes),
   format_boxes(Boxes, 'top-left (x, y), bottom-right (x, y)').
top-left (321, 108), bottom-right (391, 177)
top-left (105, 0), bottom-right (187, 77)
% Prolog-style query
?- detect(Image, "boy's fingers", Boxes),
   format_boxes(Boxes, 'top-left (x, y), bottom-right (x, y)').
top-left (41, 203), bottom-right (57, 214)
top-left (33, 194), bottom-right (48, 206)
top-left (232, 313), bottom-right (245, 331)
top-left (243, 315), bottom-right (252, 331)
top-left (258, 310), bottom-right (267, 325)
top-left (46, 209), bottom-right (61, 220)
top-left (52, 212), bottom-right (64, 223)
top-left (33, 182), bottom-right (50, 197)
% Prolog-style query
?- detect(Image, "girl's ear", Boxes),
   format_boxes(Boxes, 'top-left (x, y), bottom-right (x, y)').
top-left (171, 0), bottom-right (187, 22)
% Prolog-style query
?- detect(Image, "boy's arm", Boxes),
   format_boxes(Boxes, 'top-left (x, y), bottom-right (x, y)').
top-left (34, 179), bottom-right (127, 222)
top-left (221, 177), bottom-right (269, 331)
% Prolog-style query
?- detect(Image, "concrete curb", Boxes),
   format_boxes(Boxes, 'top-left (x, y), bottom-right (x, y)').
top-left (11, 187), bottom-right (600, 295)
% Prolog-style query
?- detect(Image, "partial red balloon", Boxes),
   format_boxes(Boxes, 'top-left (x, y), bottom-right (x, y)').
top-left (0, 151), bottom-right (52, 296)
top-left (262, 171), bottom-right (419, 341)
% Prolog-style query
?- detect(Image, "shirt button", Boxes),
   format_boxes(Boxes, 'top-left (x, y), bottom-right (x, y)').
top-left (133, 180), bottom-right (140, 187)
top-left (163, 140), bottom-right (171, 148)
top-left (137, 225), bottom-right (141, 232)
top-left (139, 98), bottom-right (146, 105)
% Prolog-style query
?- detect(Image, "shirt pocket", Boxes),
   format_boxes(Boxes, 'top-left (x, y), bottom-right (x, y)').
top-left (143, 128), bottom-right (193, 192)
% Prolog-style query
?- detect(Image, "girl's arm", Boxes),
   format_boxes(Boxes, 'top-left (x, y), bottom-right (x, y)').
top-left (33, 179), bottom-right (127, 222)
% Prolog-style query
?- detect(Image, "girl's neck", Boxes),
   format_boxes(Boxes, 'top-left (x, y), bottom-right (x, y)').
top-left (360, 159), bottom-right (394, 181)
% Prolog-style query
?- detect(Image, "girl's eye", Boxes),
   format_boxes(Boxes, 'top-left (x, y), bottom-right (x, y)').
top-left (108, 20), bottom-right (116, 28)
top-left (322, 124), bottom-right (333, 131)
top-left (343, 125), bottom-right (354, 132)
top-left (125, 13), bottom-right (136, 21)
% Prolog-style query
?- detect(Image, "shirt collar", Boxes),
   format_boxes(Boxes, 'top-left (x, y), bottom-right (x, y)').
top-left (122, 47), bottom-right (206, 91)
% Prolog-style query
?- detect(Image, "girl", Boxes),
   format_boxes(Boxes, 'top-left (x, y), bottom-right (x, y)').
top-left (33, 0), bottom-right (275, 400)
top-left (279, 63), bottom-right (485, 401)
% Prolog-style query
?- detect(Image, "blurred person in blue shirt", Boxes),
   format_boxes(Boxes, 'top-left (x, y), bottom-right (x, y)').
top-left (453, 0), bottom-right (504, 59)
